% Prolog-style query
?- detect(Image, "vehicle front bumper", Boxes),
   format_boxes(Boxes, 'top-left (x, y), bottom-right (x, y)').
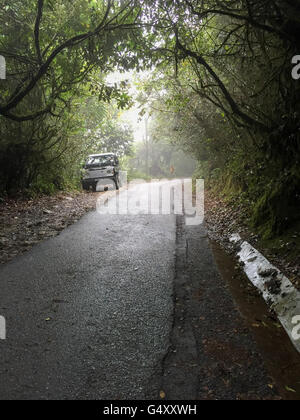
top-left (82, 176), bottom-right (116, 188)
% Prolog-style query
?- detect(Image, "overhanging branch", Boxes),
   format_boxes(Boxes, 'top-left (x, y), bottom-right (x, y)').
top-left (174, 29), bottom-right (271, 133)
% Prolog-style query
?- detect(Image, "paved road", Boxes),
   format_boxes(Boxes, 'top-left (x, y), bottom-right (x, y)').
top-left (0, 181), bottom-right (276, 400)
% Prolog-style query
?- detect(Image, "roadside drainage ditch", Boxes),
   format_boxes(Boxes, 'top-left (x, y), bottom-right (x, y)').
top-left (211, 239), bottom-right (300, 400)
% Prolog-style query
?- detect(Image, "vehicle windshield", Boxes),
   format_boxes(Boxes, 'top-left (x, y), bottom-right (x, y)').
top-left (85, 155), bottom-right (116, 168)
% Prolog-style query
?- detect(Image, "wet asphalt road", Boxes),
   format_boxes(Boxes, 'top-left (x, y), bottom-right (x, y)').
top-left (0, 188), bottom-right (176, 399)
top-left (0, 181), bottom-right (276, 400)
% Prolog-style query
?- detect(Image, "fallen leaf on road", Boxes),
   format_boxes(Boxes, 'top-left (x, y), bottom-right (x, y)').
top-left (160, 391), bottom-right (166, 399)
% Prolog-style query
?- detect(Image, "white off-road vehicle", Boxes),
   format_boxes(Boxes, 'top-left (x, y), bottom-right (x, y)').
top-left (82, 153), bottom-right (120, 192)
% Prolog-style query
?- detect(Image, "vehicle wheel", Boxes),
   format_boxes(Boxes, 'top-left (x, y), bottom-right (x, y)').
top-left (92, 184), bottom-right (97, 192)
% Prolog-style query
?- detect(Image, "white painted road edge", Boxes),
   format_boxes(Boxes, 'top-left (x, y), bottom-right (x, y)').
top-left (230, 234), bottom-right (300, 354)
